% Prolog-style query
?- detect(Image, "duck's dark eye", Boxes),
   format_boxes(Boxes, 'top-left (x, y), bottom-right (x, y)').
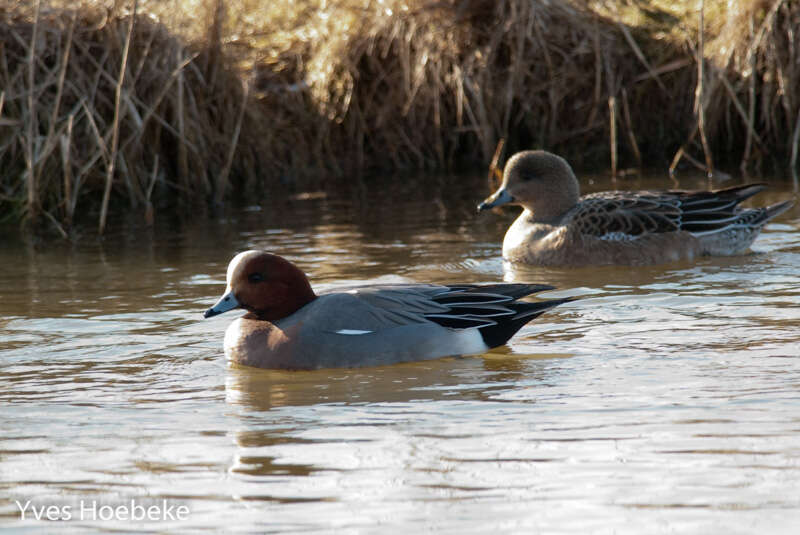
top-left (520, 173), bottom-right (535, 181)
top-left (248, 273), bottom-right (264, 283)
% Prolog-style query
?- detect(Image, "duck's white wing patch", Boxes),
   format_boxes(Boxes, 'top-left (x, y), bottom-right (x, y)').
top-left (334, 329), bottom-right (374, 335)
top-left (599, 231), bottom-right (637, 242)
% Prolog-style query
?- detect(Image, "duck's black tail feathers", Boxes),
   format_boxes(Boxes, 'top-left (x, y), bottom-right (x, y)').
top-left (764, 200), bottom-right (794, 222)
top-left (476, 297), bottom-right (571, 348)
top-left (680, 183), bottom-right (793, 234)
top-left (423, 283), bottom-right (570, 348)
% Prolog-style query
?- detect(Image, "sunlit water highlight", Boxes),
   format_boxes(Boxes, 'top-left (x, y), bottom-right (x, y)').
top-left (1, 173), bottom-right (799, 533)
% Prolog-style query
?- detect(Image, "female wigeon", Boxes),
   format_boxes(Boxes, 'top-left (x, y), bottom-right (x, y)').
top-left (479, 150), bottom-right (794, 266)
top-left (203, 251), bottom-right (569, 369)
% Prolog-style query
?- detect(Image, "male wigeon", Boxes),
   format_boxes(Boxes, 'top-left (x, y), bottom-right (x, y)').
top-left (203, 251), bottom-right (569, 369)
top-left (478, 150), bottom-right (794, 265)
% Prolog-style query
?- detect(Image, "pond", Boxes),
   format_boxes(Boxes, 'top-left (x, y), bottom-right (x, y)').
top-left (1, 171), bottom-right (799, 533)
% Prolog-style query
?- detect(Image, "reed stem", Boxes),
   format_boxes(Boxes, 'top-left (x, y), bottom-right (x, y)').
top-left (25, 0), bottom-right (41, 222)
top-left (99, 0), bottom-right (138, 234)
top-left (608, 96), bottom-right (618, 180)
top-left (696, 0), bottom-right (713, 180)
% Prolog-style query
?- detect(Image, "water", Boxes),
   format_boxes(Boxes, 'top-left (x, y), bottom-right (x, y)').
top-left (1, 172), bottom-right (799, 533)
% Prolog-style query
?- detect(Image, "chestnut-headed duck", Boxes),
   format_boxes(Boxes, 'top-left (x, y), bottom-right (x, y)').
top-left (203, 251), bottom-right (570, 370)
top-left (478, 150), bottom-right (794, 266)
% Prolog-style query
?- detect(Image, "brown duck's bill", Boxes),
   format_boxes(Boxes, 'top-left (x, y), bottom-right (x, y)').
top-left (204, 290), bottom-right (240, 318)
top-left (477, 188), bottom-right (514, 212)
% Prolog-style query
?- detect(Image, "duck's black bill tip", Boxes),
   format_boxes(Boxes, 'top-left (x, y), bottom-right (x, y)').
top-left (477, 202), bottom-right (490, 212)
top-left (203, 308), bottom-right (220, 319)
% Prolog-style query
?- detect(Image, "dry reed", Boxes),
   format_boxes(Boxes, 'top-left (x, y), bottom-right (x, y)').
top-left (1, 0), bottom-right (799, 234)
top-left (701, 0), bottom-right (800, 175)
top-left (0, 0), bottom-right (263, 233)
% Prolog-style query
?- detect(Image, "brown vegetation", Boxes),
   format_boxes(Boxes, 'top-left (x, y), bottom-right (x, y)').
top-left (1, 0), bottom-right (798, 235)
top-left (0, 0), bottom-right (261, 234)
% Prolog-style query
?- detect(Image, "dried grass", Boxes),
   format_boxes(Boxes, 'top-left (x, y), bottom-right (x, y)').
top-left (2, 0), bottom-right (799, 234)
top-left (703, 0), bottom-right (800, 175)
top-left (0, 0), bottom-right (264, 232)
top-left (254, 0), bottom-right (661, 176)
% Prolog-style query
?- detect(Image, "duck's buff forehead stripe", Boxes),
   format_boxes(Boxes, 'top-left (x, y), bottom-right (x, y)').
top-left (226, 251), bottom-right (254, 283)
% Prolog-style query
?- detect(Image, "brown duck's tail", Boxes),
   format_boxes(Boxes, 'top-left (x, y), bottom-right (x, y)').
top-left (680, 184), bottom-right (793, 235)
top-left (717, 183), bottom-right (767, 202)
top-left (679, 183), bottom-right (766, 214)
top-left (708, 184), bottom-right (793, 221)
top-left (764, 200), bottom-right (794, 222)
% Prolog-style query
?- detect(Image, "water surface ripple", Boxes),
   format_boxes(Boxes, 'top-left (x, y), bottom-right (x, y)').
top-left (1, 173), bottom-right (799, 533)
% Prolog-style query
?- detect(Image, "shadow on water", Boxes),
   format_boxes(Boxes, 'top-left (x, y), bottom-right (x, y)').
top-left (224, 352), bottom-right (567, 412)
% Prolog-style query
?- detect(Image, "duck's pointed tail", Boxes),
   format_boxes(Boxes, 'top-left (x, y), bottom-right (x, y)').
top-left (477, 297), bottom-right (572, 348)
top-left (764, 199), bottom-right (794, 222)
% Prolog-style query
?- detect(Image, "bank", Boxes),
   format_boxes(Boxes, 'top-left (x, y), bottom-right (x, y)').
top-left (1, 0), bottom-right (797, 235)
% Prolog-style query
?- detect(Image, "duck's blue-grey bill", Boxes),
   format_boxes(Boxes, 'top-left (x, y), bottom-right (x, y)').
top-left (478, 188), bottom-right (514, 212)
top-left (203, 291), bottom-right (239, 318)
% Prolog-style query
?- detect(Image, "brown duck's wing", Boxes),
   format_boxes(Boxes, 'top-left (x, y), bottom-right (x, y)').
top-left (570, 184), bottom-right (772, 238)
top-left (568, 191), bottom-right (682, 237)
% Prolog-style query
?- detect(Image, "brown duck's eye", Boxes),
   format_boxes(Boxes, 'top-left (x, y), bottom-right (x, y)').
top-left (520, 173), bottom-right (535, 181)
top-left (248, 273), bottom-right (264, 283)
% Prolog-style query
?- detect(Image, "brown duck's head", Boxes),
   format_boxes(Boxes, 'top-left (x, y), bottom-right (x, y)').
top-left (478, 150), bottom-right (581, 222)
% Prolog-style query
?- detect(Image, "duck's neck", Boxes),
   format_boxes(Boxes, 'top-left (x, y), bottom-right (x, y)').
top-left (522, 205), bottom-right (568, 225)
top-left (256, 269), bottom-right (317, 322)
top-left (524, 169), bottom-right (580, 223)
